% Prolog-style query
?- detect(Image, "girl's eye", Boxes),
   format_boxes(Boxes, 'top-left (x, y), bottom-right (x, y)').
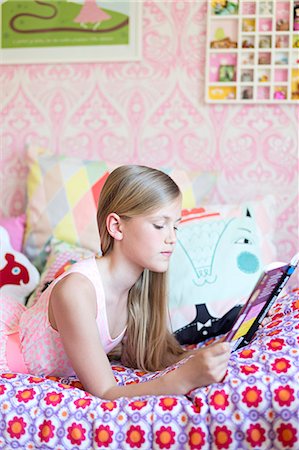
top-left (153, 224), bottom-right (164, 230)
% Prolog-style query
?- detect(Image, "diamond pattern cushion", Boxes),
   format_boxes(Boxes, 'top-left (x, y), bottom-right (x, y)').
top-left (24, 147), bottom-right (110, 262)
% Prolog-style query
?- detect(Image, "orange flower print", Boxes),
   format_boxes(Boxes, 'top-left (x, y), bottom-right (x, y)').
top-left (246, 423), bottom-right (266, 447)
top-left (214, 425), bottom-right (232, 449)
top-left (16, 388), bottom-right (35, 403)
top-left (267, 338), bottom-right (285, 351)
top-left (274, 385), bottom-right (295, 407)
top-left (101, 401), bottom-right (117, 411)
top-left (7, 416), bottom-right (26, 439)
top-left (74, 397), bottom-right (92, 409)
top-left (126, 425), bottom-right (146, 448)
top-left (129, 400), bottom-right (148, 410)
top-left (0, 384), bottom-right (7, 395)
top-left (268, 329), bottom-right (281, 337)
top-left (67, 422), bottom-right (86, 445)
top-left (28, 376), bottom-right (44, 384)
top-left (242, 386), bottom-right (263, 408)
top-left (277, 423), bottom-right (297, 447)
top-left (210, 390), bottom-right (229, 410)
top-left (271, 358), bottom-right (291, 374)
top-left (192, 397), bottom-right (204, 413)
top-left (240, 364), bottom-right (259, 375)
top-left (44, 392), bottom-right (64, 406)
top-left (1, 373), bottom-right (17, 380)
top-left (159, 397), bottom-right (178, 411)
top-left (95, 425), bottom-right (113, 448)
top-left (38, 419), bottom-right (55, 443)
top-left (155, 426), bottom-right (176, 449)
top-left (188, 426), bottom-right (206, 449)
top-left (239, 349), bottom-right (255, 359)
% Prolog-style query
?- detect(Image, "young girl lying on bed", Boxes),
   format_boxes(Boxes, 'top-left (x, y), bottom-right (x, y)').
top-left (1, 165), bottom-right (231, 400)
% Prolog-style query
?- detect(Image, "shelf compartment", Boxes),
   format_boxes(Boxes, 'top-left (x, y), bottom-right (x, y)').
top-left (241, 68), bottom-right (254, 82)
top-left (274, 68), bottom-right (288, 82)
top-left (258, 35), bottom-right (272, 48)
top-left (274, 51), bottom-right (289, 65)
top-left (240, 86), bottom-right (254, 99)
top-left (242, 18), bottom-right (256, 32)
top-left (259, 2), bottom-right (274, 16)
top-left (273, 86), bottom-right (288, 99)
top-left (210, 18), bottom-right (238, 49)
top-left (209, 52), bottom-right (237, 82)
top-left (208, 85), bottom-right (237, 101)
top-left (258, 17), bottom-right (273, 32)
top-left (211, 1), bottom-right (239, 16)
top-left (257, 86), bottom-right (271, 99)
top-left (241, 35), bottom-right (255, 48)
top-left (242, 2), bottom-right (256, 16)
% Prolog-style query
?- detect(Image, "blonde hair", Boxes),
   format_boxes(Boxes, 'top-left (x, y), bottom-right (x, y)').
top-left (97, 165), bottom-right (184, 371)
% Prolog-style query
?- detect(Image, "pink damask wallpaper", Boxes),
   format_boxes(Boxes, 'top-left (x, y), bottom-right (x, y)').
top-left (0, 1), bottom-right (298, 260)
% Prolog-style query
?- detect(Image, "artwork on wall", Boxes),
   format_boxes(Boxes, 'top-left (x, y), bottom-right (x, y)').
top-left (0, 0), bottom-right (142, 64)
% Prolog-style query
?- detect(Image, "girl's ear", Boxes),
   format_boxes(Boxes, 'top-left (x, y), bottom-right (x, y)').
top-left (106, 213), bottom-right (123, 241)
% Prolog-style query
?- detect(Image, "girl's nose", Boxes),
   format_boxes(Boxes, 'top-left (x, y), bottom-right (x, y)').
top-left (165, 227), bottom-right (177, 244)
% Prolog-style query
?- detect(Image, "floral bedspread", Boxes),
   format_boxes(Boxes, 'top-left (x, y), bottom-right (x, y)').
top-left (0, 290), bottom-right (298, 450)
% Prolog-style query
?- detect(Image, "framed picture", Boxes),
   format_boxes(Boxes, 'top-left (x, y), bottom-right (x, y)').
top-left (0, 0), bottom-right (142, 64)
top-left (219, 65), bottom-right (236, 82)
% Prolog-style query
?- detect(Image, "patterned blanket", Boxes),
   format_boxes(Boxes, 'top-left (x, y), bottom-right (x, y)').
top-left (0, 290), bottom-right (298, 450)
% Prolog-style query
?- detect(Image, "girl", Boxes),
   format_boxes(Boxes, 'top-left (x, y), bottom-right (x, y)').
top-left (1, 165), bottom-right (230, 400)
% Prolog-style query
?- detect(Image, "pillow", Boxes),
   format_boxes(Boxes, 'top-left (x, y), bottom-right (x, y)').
top-left (23, 146), bottom-right (217, 266)
top-left (26, 239), bottom-right (93, 308)
top-left (0, 214), bottom-right (26, 252)
top-left (23, 147), bottom-right (110, 263)
top-left (0, 226), bottom-right (40, 305)
top-left (168, 196), bottom-right (277, 345)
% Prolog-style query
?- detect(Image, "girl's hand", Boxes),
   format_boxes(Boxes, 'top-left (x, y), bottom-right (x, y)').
top-left (173, 342), bottom-right (231, 393)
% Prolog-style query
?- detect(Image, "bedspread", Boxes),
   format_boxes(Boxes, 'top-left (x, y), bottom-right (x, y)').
top-left (0, 290), bottom-right (298, 450)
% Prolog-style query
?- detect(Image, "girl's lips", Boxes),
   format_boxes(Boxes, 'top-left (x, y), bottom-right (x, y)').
top-left (161, 251), bottom-right (172, 257)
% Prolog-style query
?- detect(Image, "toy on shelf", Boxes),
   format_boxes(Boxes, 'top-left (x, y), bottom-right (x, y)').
top-left (212, 0), bottom-right (239, 15)
top-left (242, 39), bottom-right (254, 48)
top-left (274, 89), bottom-right (286, 100)
top-left (210, 37), bottom-right (237, 48)
top-left (259, 1), bottom-right (273, 16)
top-left (276, 19), bottom-right (289, 31)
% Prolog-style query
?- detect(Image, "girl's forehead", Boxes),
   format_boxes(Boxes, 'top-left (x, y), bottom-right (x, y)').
top-left (145, 197), bottom-right (182, 218)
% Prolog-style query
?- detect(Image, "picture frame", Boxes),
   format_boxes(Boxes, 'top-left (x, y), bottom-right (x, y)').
top-left (219, 65), bottom-right (235, 82)
top-left (0, 0), bottom-right (142, 64)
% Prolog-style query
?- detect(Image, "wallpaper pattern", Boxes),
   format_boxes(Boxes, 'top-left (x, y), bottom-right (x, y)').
top-left (1, 1), bottom-right (298, 260)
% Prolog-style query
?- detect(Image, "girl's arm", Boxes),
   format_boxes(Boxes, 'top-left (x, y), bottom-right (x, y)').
top-left (50, 275), bottom-right (230, 400)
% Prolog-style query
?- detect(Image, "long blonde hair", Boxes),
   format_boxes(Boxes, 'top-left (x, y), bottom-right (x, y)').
top-left (97, 165), bottom-right (184, 371)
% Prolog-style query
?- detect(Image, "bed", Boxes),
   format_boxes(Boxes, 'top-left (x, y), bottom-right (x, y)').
top-left (1, 150), bottom-right (298, 449)
top-left (1, 289), bottom-right (298, 449)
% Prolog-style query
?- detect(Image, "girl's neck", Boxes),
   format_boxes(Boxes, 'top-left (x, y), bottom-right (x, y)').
top-left (95, 250), bottom-right (143, 300)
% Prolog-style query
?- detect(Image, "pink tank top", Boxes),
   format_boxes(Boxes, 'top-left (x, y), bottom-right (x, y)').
top-left (19, 257), bottom-right (126, 376)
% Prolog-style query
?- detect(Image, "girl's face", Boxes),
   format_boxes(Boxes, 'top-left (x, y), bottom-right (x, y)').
top-left (119, 196), bottom-right (182, 273)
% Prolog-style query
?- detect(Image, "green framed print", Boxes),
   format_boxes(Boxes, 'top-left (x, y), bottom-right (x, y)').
top-left (0, 0), bottom-right (142, 64)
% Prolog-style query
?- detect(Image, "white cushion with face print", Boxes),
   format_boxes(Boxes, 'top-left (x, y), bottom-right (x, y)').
top-left (168, 196), bottom-right (276, 345)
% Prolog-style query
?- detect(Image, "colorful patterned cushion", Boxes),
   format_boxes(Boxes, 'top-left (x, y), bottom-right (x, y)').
top-left (23, 147), bottom-right (217, 266)
top-left (26, 239), bottom-right (93, 308)
top-left (23, 147), bottom-right (110, 263)
top-left (168, 196), bottom-right (277, 345)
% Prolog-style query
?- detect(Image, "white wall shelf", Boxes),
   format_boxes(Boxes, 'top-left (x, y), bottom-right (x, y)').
top-left (205, 0), bottom-right (299, 103)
